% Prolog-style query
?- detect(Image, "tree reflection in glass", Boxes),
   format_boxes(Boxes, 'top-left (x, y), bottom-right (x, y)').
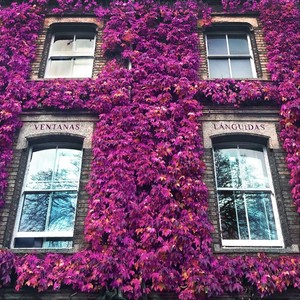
top-left (48, 192), bottom-right (77, 231)
top-left (19, 193), bottom-right (49, 232)
top-left (16, 145), bottom-right (82, 248)
top-left (26, 149), bottom-right (56, 190)
top-left (214, 144), bottom-right (278, 242)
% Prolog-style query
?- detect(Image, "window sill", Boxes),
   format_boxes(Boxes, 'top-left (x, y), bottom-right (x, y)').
top-left (200, 77), bottom-right (269, 81)
top-left (214, 243), bottom-right (299, 254)
top-left (9, 244), bottom-right (83, 254)
top-left (30, 77), bottom-right (96, 81)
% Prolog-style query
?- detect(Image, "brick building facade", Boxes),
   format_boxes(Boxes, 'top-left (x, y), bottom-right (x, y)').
top-left (0, 0), bottom-right (299, 299)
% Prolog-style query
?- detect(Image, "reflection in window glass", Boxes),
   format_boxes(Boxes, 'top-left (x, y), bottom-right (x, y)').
top-left (46, 59), bottom-right (73, 78)
top-left (14, 238), bottom-right (43, 248)
top-left (19, 193), bottom-right (49, 232)
top-left (45, 29), bottom-right (96, 78)
top-left (26, 149), bottom-right (55, 189)
top-left (209, 59), bottom-right (230, 78)
top-left (52, 35), bottom-right (74, 52)
top-left (219, 192), bottom-right (277, 241)
top-left (231, 59), bottom-right (253, 78)
top-left (206, 32), bottom-right (255, 79)
top-left (44, 238), bottom-right (73, 249)
top-left (72, 58), bottom-right (94, 78)
top-left (247, 193), bottom-right (277, 240)
top-left (76, 34), bottom-right (95, 52)
top-left (207, 35), bottom-right (228, 55)
top-left (228, 34), bottom-right (249, 54)
top-left (53, 149), bottom-right (82, 189)
top-left (13, 143), bottom-right (82, 249)
top-left (214, 143), bottom-right (283, 247)
top-left (215, 146), bottom-right (270, 189)
top-left (48, 192), bottom-right (77, 231)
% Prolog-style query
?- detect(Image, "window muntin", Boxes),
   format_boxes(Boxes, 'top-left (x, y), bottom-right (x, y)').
top-left (206, 32), bottom-right (256, 79)
top-left (12, 143), bottom-right (83, 249)
top-left (213, 142), bottom-right (283, 247)
top-left (45, 30), bottom-right (96, 78)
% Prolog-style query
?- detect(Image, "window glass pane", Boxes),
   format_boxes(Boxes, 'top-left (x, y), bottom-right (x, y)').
top-left (215, 148), bottom-right (241, 188)
top-left (219, 191), bottom-right (239, 240)
top-left (14, 238), bottom-right (43, 248)
top-left (207, 35), bottom-right (228, 55)
top-left (26, 149), bottom-right (56, 190)
top-left (209, 59), bottom-right (230, 78)
top-left (52, 34), bottom-right (74, 52)
top-left (235, 193), bottom-right (249, 240)
top-left (53, 148), bottom-right (82, 189)
top-left (246, 193), bottom-right (278, 240)
top-left (14, 238), bottom-right (72, 249)
top-left (44, 238), bottom-right (73, 249)
top-left (219, 192), bottom-right (249, 240)
top-left (228, 34), bottom-right (250, 54)
top-left (46, 59), bottom-right (72, 78)
top-left (48, 192), bottom-right (77, 231)
top-left (75, 33), bottom-right (95, 53)
top-left (231, 59), bottom-right (253, 78)
top-left (239, 147), bottom-right (270, 189)
top-left (216, 145), bottom-right (270, 189)
top-left (72, 58), bottom-right (93, 78)
top-left (219, 191), bottom-right (278, 241)
top-left (18, 193), bottom-right (49, 232)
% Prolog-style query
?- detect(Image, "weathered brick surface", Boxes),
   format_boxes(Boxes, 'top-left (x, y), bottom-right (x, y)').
top-left (73, 148), bottom-right (93, 249)
top-left (0, 134), bottom-right (27, 248)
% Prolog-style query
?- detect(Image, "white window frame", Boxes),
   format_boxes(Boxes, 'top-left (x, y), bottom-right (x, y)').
top-left (11, 142), bottom-right (83, 249)
top-left (45, 29), bottom-right (96, 78)
top-left (206, 31), bottom-right (257, 79)
top-left (213, 142), bottom-right (284, 248)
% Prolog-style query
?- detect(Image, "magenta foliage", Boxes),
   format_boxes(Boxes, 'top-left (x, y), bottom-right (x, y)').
top-left (51, 0), bottom-right (99, 14)
top-left (221, 0), bottom-right (300, 213)
top-left (0, 3), bottom-right (43, 208)
top-left (0, 0), bottom-right (299, 299)
top-left (23, 79), bottom-right (96, 110)
top-left (11, 251), bottom-right (300, 299)
top-left (85, 2), bottom-right (214, 298)
top-left (28, 0), bottom-right (99, 13)
top-left (0, 250), bottom-right (15, 288)
top-left (195, 80), bottom-right (281, 106)
top-left (258, 0), bottom-right (300, 212)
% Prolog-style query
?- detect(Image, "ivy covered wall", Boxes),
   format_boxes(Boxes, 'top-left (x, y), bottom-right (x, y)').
top-left (0, 0), bottom-right (299, 299)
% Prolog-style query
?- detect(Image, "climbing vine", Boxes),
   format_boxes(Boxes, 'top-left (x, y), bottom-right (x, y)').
top-left (0, 0), bottom-right (299, 299)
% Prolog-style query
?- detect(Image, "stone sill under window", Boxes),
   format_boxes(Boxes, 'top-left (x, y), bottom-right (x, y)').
top-left (10, 245), bottom-right (82, 255)
top-left (214, 243), bottom-right (299, 254)
top-left (31, 77), bottom-right (97, 81)
top-left (201, 77), bottom-right (269, 81)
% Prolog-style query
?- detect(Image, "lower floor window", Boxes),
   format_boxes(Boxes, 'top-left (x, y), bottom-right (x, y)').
top-left (213, 140), bottom-right (283, 247)
top-left (12, 142), bottom-right (83, 249)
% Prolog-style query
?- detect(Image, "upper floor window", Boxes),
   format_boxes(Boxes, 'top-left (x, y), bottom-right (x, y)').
top-left (12, 141), bottom-right (83, 249)
top-left (213, 139), bottom-right (283, 247)
top-left (206, 31), bottom-right (256, 78)
top-left (45, 24), bottom-right (96, 78)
